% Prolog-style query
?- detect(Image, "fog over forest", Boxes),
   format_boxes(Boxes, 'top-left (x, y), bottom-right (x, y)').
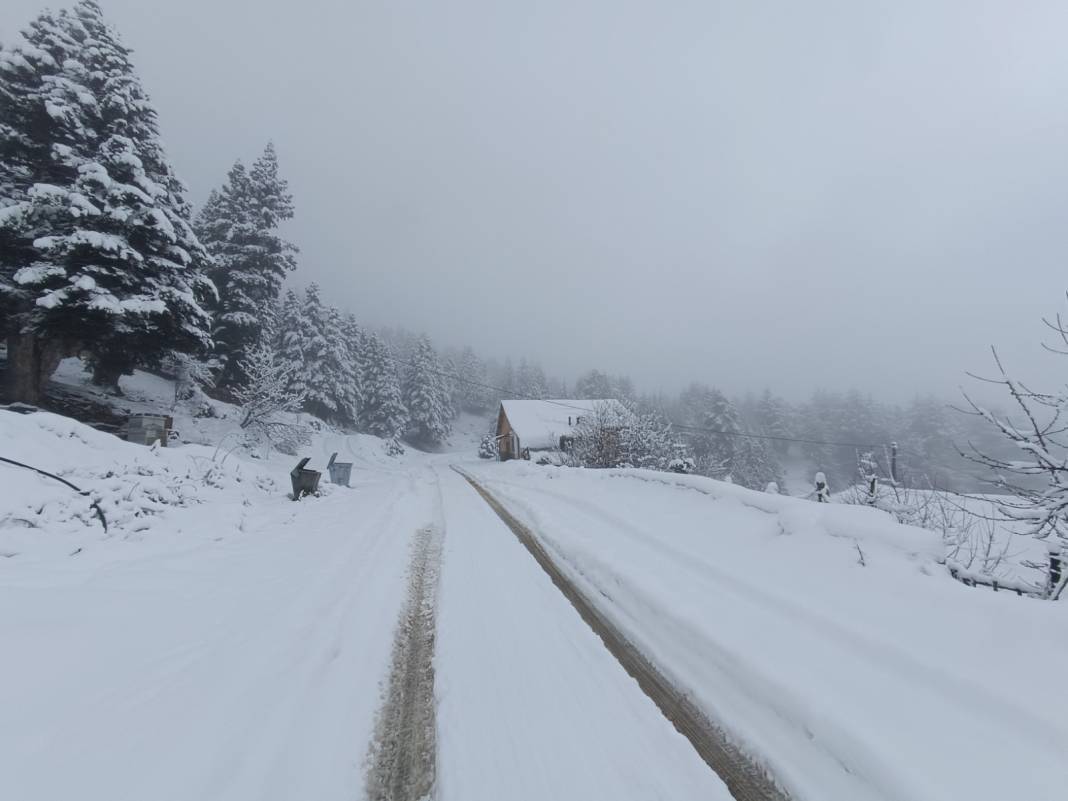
top-left (4, 0), bottom-right (1067, 404)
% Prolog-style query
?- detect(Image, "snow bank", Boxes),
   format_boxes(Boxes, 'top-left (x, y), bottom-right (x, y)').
top-left (469, 462), bottom-right (1068, 801)
top-left (0, 409), bottom-right (278, 560)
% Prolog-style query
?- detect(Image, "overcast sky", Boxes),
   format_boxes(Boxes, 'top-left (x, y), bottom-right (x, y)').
top-left (4, 0), bottom-right (1068, 401)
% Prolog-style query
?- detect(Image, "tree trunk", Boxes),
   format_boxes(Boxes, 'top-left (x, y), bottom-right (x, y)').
top-left (5, 333), bottom-right (73, 405)
top-left (90, 355), bottom-right (126, 396)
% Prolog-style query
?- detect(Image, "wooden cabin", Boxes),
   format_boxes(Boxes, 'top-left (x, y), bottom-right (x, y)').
top-left (495, 399), bottom-right (624, 461)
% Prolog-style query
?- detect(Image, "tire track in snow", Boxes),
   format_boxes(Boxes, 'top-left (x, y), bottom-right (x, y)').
top-left (457, 467), bottom-right (790, 801)
top-left (365, 515), bottom-right (443, 801)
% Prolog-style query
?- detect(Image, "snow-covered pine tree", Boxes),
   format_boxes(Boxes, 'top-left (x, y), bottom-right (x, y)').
top-left (498, 358), bottom-right (516, 400)
top-left (196, 143), bottom-right (296, 391)
top-left (1, 1), bottom-right (214, 397)
top-left (574, 368), bottom-right (614, 400)
top-left (729, 432), bottom-right (784, 491)
top-left (275, 288), bottom-right (306, 399)
top-left (677, 383), bottom-right (726, 477)
top-left (441, 355), bottom-right (462, 419)
top-left (0, 7), bottom-right (93, 399)
top-left (342, 313), bottom-right (367, 422)
top-left (516, 358), bottom-right (548, 399)
top-left (402, 335), bottom-right (452, 446)
top-left (360, 331), bottom-right (408, 440)
top-left (293, 284), bottom-right (334, 420)
top-left (323, 306), bottom-right (360, 427)
top-left (456, 346), bottom-right (490, 412)
top-left (675, 383), bottom-right (782, 486)
top-left (755, 389), bottom-right (792, 455)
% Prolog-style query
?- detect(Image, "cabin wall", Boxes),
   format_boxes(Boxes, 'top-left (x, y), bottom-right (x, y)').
top-left (496, 406), bottom-right (518, 460)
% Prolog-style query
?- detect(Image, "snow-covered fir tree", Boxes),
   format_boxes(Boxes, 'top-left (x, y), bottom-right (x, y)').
top-left (196, 143), bottom-right (297, 391)
top-left (456, 346), bottom-right (491, 412)
top-left (1, 6), bottom-right (90, 399)
top-left (574, 369), bottom-right (614, 399)
top-left (342, 313), bottom-right (367, 421)
top-left (290, 284), bottom-right (334, 420)
top-left (323, 306), bottom-right (360, 426)
top-left (0, 1), bottom-right (214, 397)
top-left (402, 335), bottom-right (452, 446)
top-left (755, 389), bottom-right (792, 455)
top-left (275, 285), bottom-right (358, 426)
top-left (360, 331), bottom-right (408, 440)
top-left (440, 355), bottom-right (462, 419)
top-left (275, 288), bottom-right (307, 398)
top-left (497, 358), bottom-right (516, 400)
top-left (675, 383), bottom-right (782, 488)
top-left (516, 358), bottom-right (548, 399)
top-left (729, 432), bottom-right (783, 491)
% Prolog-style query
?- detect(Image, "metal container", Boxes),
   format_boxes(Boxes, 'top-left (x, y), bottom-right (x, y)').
top-left (290, 457), bottom-right (321, 500)
top-left (326, 452), bottom-right (353, 487)
top-left (127, 414), bottom-right (173, 446)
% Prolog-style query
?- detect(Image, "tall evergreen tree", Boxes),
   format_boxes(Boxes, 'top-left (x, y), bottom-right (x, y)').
top-left (402, 335), bottom-right (452, 446)
top-left (360, 331), bottom-right (408, 440)
top-left (1, 1), bottom-right (214, 398)
top-left (323, 306), bottom-right (360, 426)
top-left (1, 6), bottom-right (91, 398)
top-left (441, 355), bottom-right (463, 419)
top-left (574, 368), bottom-right (614, 399)
top-left (755, 389), bottom-right (792, 455)
top-left (456, 346), bottom-right (490, 412)
top-left (292, 284), bottom-right (332, 420)
top-left (196, 142), bottom-right (296, 391)
top-left (516, 358), bottom-right (548, 399)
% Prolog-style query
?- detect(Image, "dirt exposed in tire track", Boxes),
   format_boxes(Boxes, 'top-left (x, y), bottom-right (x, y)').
top-left (458, 468), bottom-right (792, 801)
top-left (365, 524), bottom-right (443, 801)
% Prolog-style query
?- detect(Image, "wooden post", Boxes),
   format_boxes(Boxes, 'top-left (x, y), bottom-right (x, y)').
top-left (1049, 545), bottom-right (1063, 598)
top-left (890, 441), bottom-right (899, 485)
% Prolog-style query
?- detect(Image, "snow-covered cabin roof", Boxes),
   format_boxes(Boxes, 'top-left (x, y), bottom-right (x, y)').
top-left (499, 399), bottom-right (628, 450)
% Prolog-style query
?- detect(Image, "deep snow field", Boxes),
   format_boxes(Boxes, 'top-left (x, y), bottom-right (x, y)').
top-left (1, 368), bottom-right (1066, 801)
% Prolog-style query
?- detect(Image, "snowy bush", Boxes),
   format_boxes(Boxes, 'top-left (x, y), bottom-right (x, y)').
top-left (478, 434), bottom-right (497, 459)
top-left (668, 457), bottom-right (696, 474)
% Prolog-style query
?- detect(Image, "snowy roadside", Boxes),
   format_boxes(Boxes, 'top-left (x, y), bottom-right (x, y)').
top-left (467, 461), bottom-right (1068, 801)
top-left (0, 409), bottom-right (428, 801)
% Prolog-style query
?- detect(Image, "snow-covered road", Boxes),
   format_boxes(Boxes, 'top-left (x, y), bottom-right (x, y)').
top-left (1, 468), bottom-right (427, 801)
top-left (0, 422), bottom-right (731, 801)
top-left (433, 465), bottom-right (730, 800)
